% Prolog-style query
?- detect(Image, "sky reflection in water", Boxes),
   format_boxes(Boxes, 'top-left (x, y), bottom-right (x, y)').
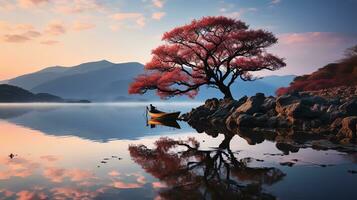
top-left (0, 103), bottom-right (356, 200)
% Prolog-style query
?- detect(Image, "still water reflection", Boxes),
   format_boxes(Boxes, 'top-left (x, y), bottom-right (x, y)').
top-left (0, 103), bottom-right (356, 200)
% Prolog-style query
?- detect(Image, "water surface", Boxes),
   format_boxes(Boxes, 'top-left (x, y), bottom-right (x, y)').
top-left (0, 103), bottom-right (356, 199)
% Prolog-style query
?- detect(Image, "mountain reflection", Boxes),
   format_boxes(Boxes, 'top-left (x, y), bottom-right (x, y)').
top-left (129, 137), bottom-right (285, 200)
top-left (0, 104), bottom-right (192, 141)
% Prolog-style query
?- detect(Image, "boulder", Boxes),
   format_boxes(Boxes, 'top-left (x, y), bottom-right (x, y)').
top-left (301, 95), bottom-right (327, 106)
top-left (337, 116), bottom-right (357, 139)
top-left (204, 98), bottom-right (219, 110)
top-left (275, 94), bottom-right (300, 115)
top-left (235, 93), bottom-right (265, 114)
top-left (284, 102), bottom-right (321, 119)
top-left (343, 99), bottom-right (357, 116)
top-left (261, 96), bottom-right (276, 112)
top-left (236, 114), bottom-right (255, 128)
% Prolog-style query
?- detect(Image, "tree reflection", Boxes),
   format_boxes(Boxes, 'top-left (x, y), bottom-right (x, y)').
top-left (129, 137), bottom-right (285, 200)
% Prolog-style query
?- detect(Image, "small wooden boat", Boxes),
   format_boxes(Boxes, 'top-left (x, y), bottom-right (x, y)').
top-left (148, 110), bottom-right (181, 120)
top-left (148, 118), bottom-right (181, 129)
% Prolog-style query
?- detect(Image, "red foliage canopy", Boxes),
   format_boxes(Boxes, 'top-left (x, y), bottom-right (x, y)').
top-left (129, 16), bottom-right (285, 99)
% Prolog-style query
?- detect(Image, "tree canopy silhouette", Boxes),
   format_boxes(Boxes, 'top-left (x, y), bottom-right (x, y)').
top-left (129, 16), bottom-right (285, 99)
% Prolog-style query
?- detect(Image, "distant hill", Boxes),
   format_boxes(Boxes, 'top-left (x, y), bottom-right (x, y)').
top-left (0, 84), bottom-right (63, 102)
top-left (7, 60), bottom-right (116, 90)
top-left (3, 60), bottom-right (295, 101)
top-left (276, 56), bottom-right (357, 95)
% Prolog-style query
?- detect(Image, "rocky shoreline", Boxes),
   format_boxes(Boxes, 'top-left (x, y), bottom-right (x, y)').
top-left (181, 86), bottom-right (357, 151)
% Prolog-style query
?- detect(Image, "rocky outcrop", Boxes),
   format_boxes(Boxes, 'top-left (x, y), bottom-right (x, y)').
top-left (337, 117), bottom-right (357, 140)
top-left (182, 86), bottom-right (357, 144)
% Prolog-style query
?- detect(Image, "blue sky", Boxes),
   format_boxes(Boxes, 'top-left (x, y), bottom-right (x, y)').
top-left (0, 0), bottom-right (356, 79)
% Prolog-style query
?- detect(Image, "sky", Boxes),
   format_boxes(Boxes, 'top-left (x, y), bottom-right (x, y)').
top-left (0, 0), bottom-right (357, 80)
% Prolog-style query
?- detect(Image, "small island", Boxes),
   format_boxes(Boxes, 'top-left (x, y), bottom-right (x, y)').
top-left (0, 84), bottom-right (90, 103)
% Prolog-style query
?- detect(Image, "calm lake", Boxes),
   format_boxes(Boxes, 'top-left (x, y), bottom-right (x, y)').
top-left (0, 103), bottom-right (356, 200)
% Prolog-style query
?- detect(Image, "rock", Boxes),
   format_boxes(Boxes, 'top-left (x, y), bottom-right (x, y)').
top-left (236, 114), bottom-right (255, 128)
top-left (262, 96), bottom-right (276, 112)
top-left (284, 102), bottom-right (321, 120)
top-left (204, 98), bottom-right (219, 110)
top-left (337, 116), bottom-right (357, 139)
top-left (330, 117), bottom-right (343, 132)
top-left (276, 143), bottom-right (299, 155)
top-left (301, 96), bottom-right (327, 106)
top-left (235, 93), bottom-right (265, 114)
top-left (343, 99), bottom-right (357, 116)
top-left (275, 94), bottom-right (300, 115)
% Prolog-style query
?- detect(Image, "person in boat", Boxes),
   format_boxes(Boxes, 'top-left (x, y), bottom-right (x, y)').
top-left (147, 104), bottom-right (159, 113)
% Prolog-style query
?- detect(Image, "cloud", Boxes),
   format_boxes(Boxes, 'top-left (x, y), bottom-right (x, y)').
top-left (109, 24), bottom-right (121, 32)
top-left (111, 12), bottom-right (143, 21)
top-left (40, 155), bottom-right (60, 162)
top-left (152, 12), bottom-right (166, 20)
top-left (0, 157), bottom-right (40, 179)
top-left (152, 0), bottom-right (165, 8)
top-left (111, 12), bottom-right (146, 27)
top-left (111, 181), bottom-right (142, 189)
top-left (221, 7), bottom-right (257, 19)
top-left (51, 187), bottom-right (100, 200)
top-left (271, 0), bottom-right (281, 4)
top-left (136, 17), bottom-right (146, 27)
top-left (72, 21), bottom-right (95, 31)
top-left (54, 0), bottom-right (104, 14)
top-left (278, 32), bottom-right (348, 45)
top-left (43, 167), bottom-right (96, 183)
top-left (0, 20), bottom-right (34, 32)
top-left (3, 34), bottom-right (31, 42)
top-left (108, 170), bottom-right (120, 177)
top-left (40, 40), bottom-right (59, 45)
top-left (44, 20), bottom-right (66, 36)
top-left (152, 181), bottom-right (167, 188)
top-left (264, 32), bottom-right (357, 76)
top-left (17, 0), bottom-right (49, 8)
top-left (0, 0), bottom-right (17, 11)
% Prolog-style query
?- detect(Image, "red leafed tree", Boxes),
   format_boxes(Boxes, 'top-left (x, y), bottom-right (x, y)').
top-left (129, 16), bottom-right (286, 99)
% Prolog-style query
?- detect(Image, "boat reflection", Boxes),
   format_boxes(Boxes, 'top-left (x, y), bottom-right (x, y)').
top-left (147, 118), bottom-right (181, 129)
top-left (129, 136), bottom-right (285, 199)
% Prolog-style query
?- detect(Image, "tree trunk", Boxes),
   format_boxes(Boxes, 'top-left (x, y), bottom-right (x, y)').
top-left (219, 85), bottom-right (233, 99)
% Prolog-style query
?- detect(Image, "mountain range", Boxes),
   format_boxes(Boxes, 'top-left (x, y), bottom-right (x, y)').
top-left (2, 60), bottom-right (295, 101)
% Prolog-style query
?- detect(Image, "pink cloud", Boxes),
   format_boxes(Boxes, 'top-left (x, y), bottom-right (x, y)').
top-left (152, 181), bottom-right (167, 188)
top-left (111, 12), bottom-right (143, 21)
top-left (18, 0), bottom-right (49, 8)
top-left (108, 170), bottom-right (120, 177)
top-left (152, 0), bottom-right (165, 8)
top-left (44, 21), bottom-right (66, 36)
top-left (0, 0), bottom-right (17, 11)
top-left (16, 190), bottom-right (36, 200)
top-left (111, 12), bottom-right (146, 27)
top-left (152, 12), bottom-right (166, 20)
top-left (39, 155), bottom-right (60, 162)
top-left (111, 181), bottom-right (142, 189)
top-left (54, 0), bottom-right (103, 14)
top-left (136, 175), bottom-right (147, 184)
top-left (259, 32), bottom-right (357, 76)
top-left (0, 20), bottom-right (34, 32)
top-left (2, 34), bottom-right (31, 42)
top-left (43, 167), bottom-right (95, 183)
top-left (40, 40), bottom-right (59, 45)
top-left (51, 187), bottom-right (100, 200)
top-left (0, 157), bottom-right (40, 179)
top-left (0, 189), bottom-right (14, 197)
top-left (72, 21), bottom-right (95, 31)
